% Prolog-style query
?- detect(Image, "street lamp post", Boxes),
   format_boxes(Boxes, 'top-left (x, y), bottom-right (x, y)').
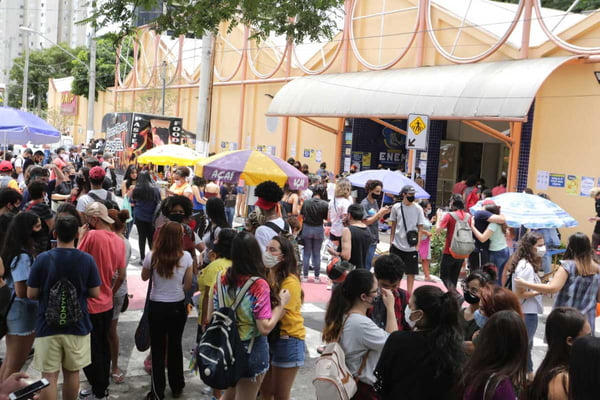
top-left (21, 31), bottom-right (30, 111)
top-left (160, 60), bottom-right (167, 116)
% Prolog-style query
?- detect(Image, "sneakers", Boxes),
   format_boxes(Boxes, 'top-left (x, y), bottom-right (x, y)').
top-left (79, 389), bottom-right (108, 400)
top-left (301, 276), bottom-right (309, 283)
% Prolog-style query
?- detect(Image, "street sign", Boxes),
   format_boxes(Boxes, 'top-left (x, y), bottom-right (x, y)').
top-left (406, 114), bottom-right (429, 151)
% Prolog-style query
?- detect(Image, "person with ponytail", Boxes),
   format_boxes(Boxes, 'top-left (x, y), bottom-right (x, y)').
top-left (374, 285), bottom-right (464, 399)
top-left (323, 269), bottom-right (397, 399)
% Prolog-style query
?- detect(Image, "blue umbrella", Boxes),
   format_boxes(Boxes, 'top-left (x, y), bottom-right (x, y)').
top-left (346, 169), bottom-right (430, 198)
top-left (0, 107), bottom-right (60, 145)
top-left (470, 192), bottom-right (578, 229)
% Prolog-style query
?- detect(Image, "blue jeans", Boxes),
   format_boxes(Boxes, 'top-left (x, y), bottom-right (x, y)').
top-left (524, 313), bottom-right (538, 372)
top-left (489, 247), bottom-right (510, 285)
top-left (302, 224), bottom-right (324, 278)
top-left (225, 206), bottom-right (235, 227)
top-left (365, 243), bottom-right (377, 271)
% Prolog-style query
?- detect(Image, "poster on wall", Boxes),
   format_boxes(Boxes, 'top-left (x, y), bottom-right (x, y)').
top-left (303, 148), bottom-right (310, 158)
top-left (536, 170), bottom-right (549, 190)
top-left (566, 175), bottom-right (579, 195)
top-left (362, 152), bottom-right (371, 168)
top-left (316, 150), bottom-right (322, 163)
top-left (580, 176), bottom-right (594, 197)
top-left (548, 173), bottom-right (566, 188)
top-left (343, 157), bottom-right (351, 172)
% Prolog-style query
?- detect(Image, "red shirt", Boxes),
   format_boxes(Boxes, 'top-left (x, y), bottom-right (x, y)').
top-left (452, 181), bottom-right (467, 195)
top-left (78, 229), bottom-right (125, 314)
top-left (440, 210), bottom-right (469, 254)
top-left (492, 185), bottom-right (507, 196)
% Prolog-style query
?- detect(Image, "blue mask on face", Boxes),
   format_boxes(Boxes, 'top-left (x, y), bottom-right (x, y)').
top-left (474, 309), bottom-right (488, 329)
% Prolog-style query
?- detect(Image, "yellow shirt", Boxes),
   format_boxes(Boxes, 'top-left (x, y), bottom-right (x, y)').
top-left (197, 258), bottom-right (232, 324)
top-left (279, 275), bottom-right (306, 340)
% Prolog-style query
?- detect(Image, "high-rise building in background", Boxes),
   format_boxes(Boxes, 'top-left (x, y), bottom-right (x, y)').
top-left (0, 0), bottom-right (92, 91)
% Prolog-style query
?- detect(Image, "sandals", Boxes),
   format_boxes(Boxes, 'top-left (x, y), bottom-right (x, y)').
top-left (111, 370), bottom-right (125, 384)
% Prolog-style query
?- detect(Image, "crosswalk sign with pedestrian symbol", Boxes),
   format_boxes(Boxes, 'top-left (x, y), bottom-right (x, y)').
top-left (406, 114), bottom-right (429, 150)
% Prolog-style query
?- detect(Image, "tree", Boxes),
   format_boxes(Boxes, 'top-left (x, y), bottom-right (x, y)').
top-left (7, 44), bottom-right (85, 110)
top-left (88, 0), bottom-right (345, 45)
top-left (71, 39), bottom-right (124, 100)
top-left (498, 0), bottom-right (600, 12)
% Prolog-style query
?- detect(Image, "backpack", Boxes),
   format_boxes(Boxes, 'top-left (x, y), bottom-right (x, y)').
top-left (88, 191), bottom-right (120, 210)
top-left (313, 341), bottom-right (369, 400)
top-left (449, 212), bottom-right (476, 259)
top-left (196, 273), bottom-right (258, 390)
top-left (264, 221), bottom-right (302, 272)
top-left (45, 252), bottom-right (83, 329)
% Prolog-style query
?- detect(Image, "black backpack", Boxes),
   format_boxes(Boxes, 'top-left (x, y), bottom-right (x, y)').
top-left (88, 191), bottom-right (120, 210)
top-left (196, 273), bottom-right (258, 390)
top-left (45, 252), bottom-right (83, 329)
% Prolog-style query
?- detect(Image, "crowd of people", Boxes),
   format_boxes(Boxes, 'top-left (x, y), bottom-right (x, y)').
top-left (1, 146), bottom-right (600, 400)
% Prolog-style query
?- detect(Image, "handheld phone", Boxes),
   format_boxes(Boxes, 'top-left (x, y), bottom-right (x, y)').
top-left (8, 379), bottom-right (50, 400)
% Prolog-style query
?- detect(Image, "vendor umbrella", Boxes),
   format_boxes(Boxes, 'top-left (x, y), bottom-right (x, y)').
top-left (0, 107), bottom-right (60, 145)
top-left (196, 150), bottom-right (309, 190)
top-left (346, 169), bottom-right (430, 198)
top-left (137, 144), bottom-right (204, 166)
top-left (469, 192), bottom-right (578, 229)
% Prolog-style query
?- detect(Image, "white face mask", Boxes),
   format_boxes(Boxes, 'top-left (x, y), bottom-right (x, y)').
top-left (404, 305), bottom-right (418, 329)
top-left (536, 245), bottom-right (547, 257)
top-left (262, 252), bottom-right (280, 268)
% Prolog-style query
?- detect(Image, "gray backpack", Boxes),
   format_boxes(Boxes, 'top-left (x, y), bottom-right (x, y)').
top-left (45, 253), bottom-right (83, 329)
top-left (449, 212), bottom-right (475, 259)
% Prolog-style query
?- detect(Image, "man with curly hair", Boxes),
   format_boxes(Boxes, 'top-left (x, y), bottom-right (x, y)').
top-left (253, 180), bottom-right (287, 252)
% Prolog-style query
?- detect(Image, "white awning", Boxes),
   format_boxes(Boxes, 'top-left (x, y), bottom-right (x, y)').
top-left (267, 56), bottom-right (580, 121)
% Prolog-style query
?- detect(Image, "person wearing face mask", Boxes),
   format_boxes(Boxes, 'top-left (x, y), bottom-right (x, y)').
top-left (323, 269), bottom-right (397, 399)
top-left (374, 285), bottom-right (464, 400)
top-left (132, 171), bottom-right (162, 264)
top-left (461, 265), bottom-right (497, 355)
top-left (418, 199), bottom-right (435, 281)
top-left (199, 197), bottom-right (229, 268)
top-left (299, 184), bottom-right (329, 282)
top-left (260, 236), bottom-right (305, 400)
top-left (166, 167), bottom-right (193, 201)
top-left (389, 185), bottom-right (425, 296)
top-left (361, 180), bottom-right (390, 271)
top-left (0, 187), bottom-right (23, 214)
top-left (506, 232), bottom-right (544, 377)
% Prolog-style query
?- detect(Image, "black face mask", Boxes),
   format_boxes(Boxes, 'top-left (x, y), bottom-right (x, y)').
top-left (464, 291), bottom-right (480, 305)
top-left (168, 213), bottom-right (185, 223)
top-left (406, 195), bottom-right (415, 203)
top-left (68, 174), bottom-right (76, 181)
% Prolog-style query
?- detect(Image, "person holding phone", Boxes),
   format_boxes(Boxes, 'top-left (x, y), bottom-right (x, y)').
top-left (361, 180), bottom-right (390, 271)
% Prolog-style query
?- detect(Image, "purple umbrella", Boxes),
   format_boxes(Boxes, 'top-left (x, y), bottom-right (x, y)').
top-left (196, 150), bottom-right (309, 190)
top-left (0, 107), bottom-right (60, 145)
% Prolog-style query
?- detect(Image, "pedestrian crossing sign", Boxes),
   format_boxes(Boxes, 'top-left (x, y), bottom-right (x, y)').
top-left (409, 117), bottom-right (426, 135)
top-left (406, 114), bottom-right (429, 151)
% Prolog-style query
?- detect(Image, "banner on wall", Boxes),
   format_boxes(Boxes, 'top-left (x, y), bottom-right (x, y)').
top-left (548, 173), bottom-right (566, 188)
top-left (60, 92), bottom-right (77, 115)
top-left (580, 176), bottom-right (594, 197)
top-left (536, 170), bottom-right (549, 190)
top-left (566, 175), bottom-right (579, 195)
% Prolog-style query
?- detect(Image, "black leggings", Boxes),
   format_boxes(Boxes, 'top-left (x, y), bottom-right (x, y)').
top-left (135, 220), bottom-right (154, 260)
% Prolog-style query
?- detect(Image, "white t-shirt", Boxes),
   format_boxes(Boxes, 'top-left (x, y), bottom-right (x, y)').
top-left (14, 157), bottom-right (25, 186)
top-left (328, 197), bottom-right (352, 237)
top-left (326, 183), bottom-right (336, 201)
top-left (255, 218), bottom-right (287, 252)
top-left (512, 259), bottom-right (543, 314)
top-left (143, 251), bottom-right (193, 302)
top-left (76, 189), bottom-right (116, 212)
top-left (340, 313), bottom-right (389, 385)
top-left (389, 202), bottom-right (426, 251)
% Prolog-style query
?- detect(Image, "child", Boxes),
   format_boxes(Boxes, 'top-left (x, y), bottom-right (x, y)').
top-left (368, 254), bottom-right (411, 331)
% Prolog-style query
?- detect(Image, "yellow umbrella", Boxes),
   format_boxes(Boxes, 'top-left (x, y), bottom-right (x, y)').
top-left (137, 144), bottom-right (204, 166)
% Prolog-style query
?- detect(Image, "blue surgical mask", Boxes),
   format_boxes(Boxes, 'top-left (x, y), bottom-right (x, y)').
top-left (474, 309), bottom-right (488, 328)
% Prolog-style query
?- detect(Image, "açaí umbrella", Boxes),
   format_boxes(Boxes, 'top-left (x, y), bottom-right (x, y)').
top-left (196, 150), bottom-right (309, 190)
top-left (0, 107), bottom-right (60, 145)
top-left (346, 169), bottom-right (430, 198)
top-left (137, 144), bottom-right (204, 166)
top-left (469, 192), bottom-right (578, 229)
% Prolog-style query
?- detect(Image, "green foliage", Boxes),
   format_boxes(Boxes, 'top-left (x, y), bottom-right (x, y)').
top-left (430, 229), bottom-right (447, 277)
top-left (70, 39), bottom-right (125, 99)
top-left (7, 43), bottom-right (84, 110)
top-left (87, 0), bottom-right (345, 45)
top-left (498, 0), bottom-right (600, 12)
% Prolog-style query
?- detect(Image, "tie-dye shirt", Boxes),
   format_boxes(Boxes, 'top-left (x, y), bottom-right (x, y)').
top-left (214, 274), bottom-right (272, 341)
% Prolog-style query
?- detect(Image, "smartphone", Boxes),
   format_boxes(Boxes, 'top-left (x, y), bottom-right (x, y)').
top-left (8, 379), bottom-right (50, 400)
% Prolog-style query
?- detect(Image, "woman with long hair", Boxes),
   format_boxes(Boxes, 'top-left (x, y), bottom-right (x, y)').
top-left (375, 286), bottom-right (464, 399)
top-left (0, 212), bottom-right (42, 381)
top-left (214, 231), bottom-right (290, 400)
top-left (328, 178), bottom-right (352, 249)
top-left (507, 231), bottom-right (544, 376)
top-left (121, 165), bottom-right (138, 237)
top-left (461, 310), bottom-right (528, 400)
top-left (461, 265), bottom-right (497, 354)
top-left (470, 203), bottom-right (510, 284)
top-left (299, 184), bottom-right (329, 282)
top-left (142, 222), bottom-right (193, 400)
top-left (475, 284), bottom-right (524, 331)
top-left (260, 236), bottom-right (305, 400)
top-left (569, 336), bottom-right (600, 400)
top-left (201, 197), bottom-right (230, 267)
top-left (418, 199), bottom-right (434, 281)
top-left (528, 307), bottom-right (590, 400)
top-left (191, 176), bottom-right (207, 236)
top-left (515, 232), bottom-right (600, 333)
top-left (107, 209), bottom-right (132, 385)
top-left (70, 167), bottom-right (90, 205)
top-left (132, 170), bottom-right (162, 263)
top-left (323, 269), bottom-right (397, 399)
top-left (281, 184), bottom-right (300, 217)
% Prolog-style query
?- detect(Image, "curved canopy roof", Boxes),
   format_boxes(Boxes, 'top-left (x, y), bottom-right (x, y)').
top-left (267, 56), bottom-right (580, 121)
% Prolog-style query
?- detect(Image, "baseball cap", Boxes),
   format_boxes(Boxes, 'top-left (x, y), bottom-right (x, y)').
top-left (401, 185), bottom-right (416, 194)
top-left (255, 197), bottom-right (278, 210)
top-left (85, 202), bottom-right (115, 224)
top-left (482, 199), bottom-right (497, 206)
top-left (89, 166), bottom-right (106, 180)
top-left (0, 161), bottom-right (13, 172)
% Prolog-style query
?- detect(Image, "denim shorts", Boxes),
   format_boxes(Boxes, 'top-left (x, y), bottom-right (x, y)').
top-left (270, 336), bottom-right (305, 368)
top-left (241, 335), bottom-right (270, 379)
top-left (7, 299), bottom-right (38, 336)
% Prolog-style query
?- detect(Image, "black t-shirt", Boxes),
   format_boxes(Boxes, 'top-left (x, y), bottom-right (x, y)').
top-left (300, 198), bottom-right (329, 226)
top-left (348, 225), bottom-right (370, 269)
top-left (473, 210), bottom-right (493, 250)
top-left (375, 331), bottom-right (458, 400)
top-left (595, 199), bottom-right (600, 234)
top-left (26, 201), bottom-right (53, 253)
